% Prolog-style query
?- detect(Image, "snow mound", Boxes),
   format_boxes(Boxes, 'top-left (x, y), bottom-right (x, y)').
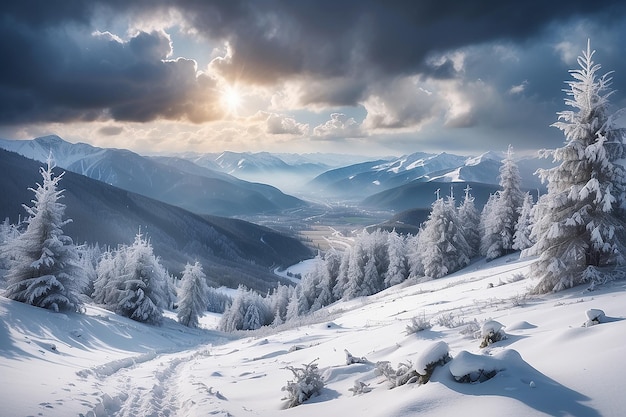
top-left (415, 341), bottom-right (450, 376)
top-left (449, 350), bottom-right (502, 383)
top-left (481, 320), bottom-right (505, 337)
top-left (506, 321), bottom-right (537, 331)
top-left (583, 308), bottom-right (606, 327)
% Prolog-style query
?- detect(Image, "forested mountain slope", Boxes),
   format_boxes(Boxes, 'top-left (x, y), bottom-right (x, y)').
top-left (0, 149), bottom-right (312, 291)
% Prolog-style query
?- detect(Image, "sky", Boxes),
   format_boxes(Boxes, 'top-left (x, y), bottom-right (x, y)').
top-left (1, 0), bottom-right (626, 157)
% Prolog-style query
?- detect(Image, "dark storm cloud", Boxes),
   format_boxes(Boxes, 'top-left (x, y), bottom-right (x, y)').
top-left (0, 2), bottom-right (225, 124)
top-left (183, 0), bottom-right (626, 82)
top-left (1, 0), bottom-right (626, 125)
top-left (98, 126), bottom-right (124, 136)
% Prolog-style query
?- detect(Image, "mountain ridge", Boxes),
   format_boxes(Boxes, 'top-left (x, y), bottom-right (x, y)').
top-left (0, 149), bottom-right (313, 292)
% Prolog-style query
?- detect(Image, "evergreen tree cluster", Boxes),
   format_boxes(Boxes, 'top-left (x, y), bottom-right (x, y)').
top-left (92, 232), bottom-right (173, 324)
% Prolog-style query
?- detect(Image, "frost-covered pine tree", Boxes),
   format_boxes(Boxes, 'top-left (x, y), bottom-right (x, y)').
top-left (513, 192), bottom-right (535, 251)
top-left (309, 253), bottom-right (332, 312)
top-left (0, 217), bottom-right (21, 276)
top-left (116, 232), bottom-right (169, 324)
top-left (92, 246), bottom-right (126, 306)
top-left (343, 236), bottom-right (368, 299)
top-left (313, 249), bottom-right (340, 309)
top-left (4, 157), bottom-right (85, 312)
top-left (332, 249), bottom-right (351, 300)
top-left (177, 261), bottom-right (209, 328)
top-left (481, 146), bottom-right (524, 261)
top-left (384, 230), bottom-right (408, 287)
top-left (527, 41), bottom-right (626, 293)
top-left (480, 192), bottom-right (502, 260)
top-left (406, 229), bottom-right (425, 278)
top-left (420, 192), bottom-right (470, 279)
top-left (457, 186), bottom-right (481, 259)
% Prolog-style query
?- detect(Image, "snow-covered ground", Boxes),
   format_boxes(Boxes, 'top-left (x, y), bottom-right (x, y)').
top-left (1, 253), bottom-right (625, 417)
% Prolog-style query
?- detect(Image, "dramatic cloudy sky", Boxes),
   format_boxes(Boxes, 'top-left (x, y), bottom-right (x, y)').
top-left (2, 0), bottom-right (626, 156)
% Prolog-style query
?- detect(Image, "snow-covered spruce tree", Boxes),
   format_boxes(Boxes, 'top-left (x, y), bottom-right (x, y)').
top-left (115, 232), bottom-right (169, 324)
top-left (0, 217), bottom-right (21, 278)
top-left (420, 192), bottom-right (470, 279)
top-left (4, 157), bottom-right (85, 312)
top-left (384, 230), bottom-right (408, 287)
top-left (513, 192), bottom-right (535, 251)
top-left (457, 185), bottom-right (481, 259)
top-left (332, 248), bottom-right (350, 300)
top-left (92, 246), bottom-right (126, 306)
top-left (268, 283), bottom-right (290, 324)
top-left (177, 261), bottom-right (209, 328)
top-left (406, 228), bottom-right (425, 278)
top-left (313, 249), bottom-right (340, 309)
top-left (480, 192), bottom-right (501, 260)
top-left (482, 146), bottom-right (524, 261)
top-left (526, 41), bottom-right (626, 293)
top-left (342, 235), bottom-right (368, 299)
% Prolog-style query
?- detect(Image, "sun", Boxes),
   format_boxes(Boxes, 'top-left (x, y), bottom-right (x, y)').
top-left (222, 85), bottom-right (242, 114)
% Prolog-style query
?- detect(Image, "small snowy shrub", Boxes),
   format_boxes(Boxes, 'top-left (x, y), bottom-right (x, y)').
top-left (375, 360), bottom-right (419, 388)
top-left (509, 293), bottom-right (527, 307)
top-left (348, 381), bottom-right (372, 395)
top-left (434, 312), bottom-right (465, 328)
top-left (281, 359), bottom-right (325, 408)
top-left (479, 320), bottom-right (506, 348)
top-left (459, 318), bottom-right (480, 338)
top-left (406, 313), bottom-right (432, 335)
top-left (583, 308), bottom-right (606, 327)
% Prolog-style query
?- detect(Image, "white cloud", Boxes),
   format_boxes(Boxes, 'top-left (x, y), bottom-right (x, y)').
top-left (265, 113), bottom-right (309, 135)
top-left (313, 113), bottom-right (362, 139)
top-left (509, 80), bottom-right (529, 95)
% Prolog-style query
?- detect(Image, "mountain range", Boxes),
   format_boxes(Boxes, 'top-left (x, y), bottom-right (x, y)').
top-left (308, 150), bottom-right (551, 203)
top-left (0, 149), bottom-right (312, 292)
top-left (0, 136), bottom-right (307, 217)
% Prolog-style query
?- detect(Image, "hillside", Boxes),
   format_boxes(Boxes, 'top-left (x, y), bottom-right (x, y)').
top-left (0, 149), bottom-right (312, 291)
top-left (1, 253), bottom-right (624, 416)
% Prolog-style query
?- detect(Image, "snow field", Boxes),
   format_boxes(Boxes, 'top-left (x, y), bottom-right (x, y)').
top-left (1, 252), bottom-right (626, 416)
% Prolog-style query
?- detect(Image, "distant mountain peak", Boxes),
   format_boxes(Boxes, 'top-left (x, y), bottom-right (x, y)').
top-left (465, 150), bottom-right (503, 166)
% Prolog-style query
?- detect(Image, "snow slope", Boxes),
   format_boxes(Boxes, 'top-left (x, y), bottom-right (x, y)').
top-left (1, 253), bottom-right (625, 416)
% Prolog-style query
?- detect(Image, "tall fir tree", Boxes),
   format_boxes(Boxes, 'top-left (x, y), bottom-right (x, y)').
top-left (513, 192), bottom-right (535, 251)
top-left (177, 262), bottom-right (209, 328)
top-left (457, 185), bottom-right (481, 259)
top-left (482, 146), bottom-right (524, 261)
top-left (420, 191), bottom-right (470, 279)
top-left (4, 157), bottom-right (85, 312)
top-left (479, 192), bottom-right (500, 259)
top-left (384, 230), bottom-right (408, 287)
top-left (526, 41), bottom-right (626, 293)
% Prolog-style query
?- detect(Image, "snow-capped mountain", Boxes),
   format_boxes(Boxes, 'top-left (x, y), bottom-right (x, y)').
top-left (180, 151), bottom-right (332, 194)
top-left (309, 150), bottom-right (551, 201)
top-left (0, 136), bottom-right (307, 216)
top-left (0, 134), bottom-right (104, 166)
